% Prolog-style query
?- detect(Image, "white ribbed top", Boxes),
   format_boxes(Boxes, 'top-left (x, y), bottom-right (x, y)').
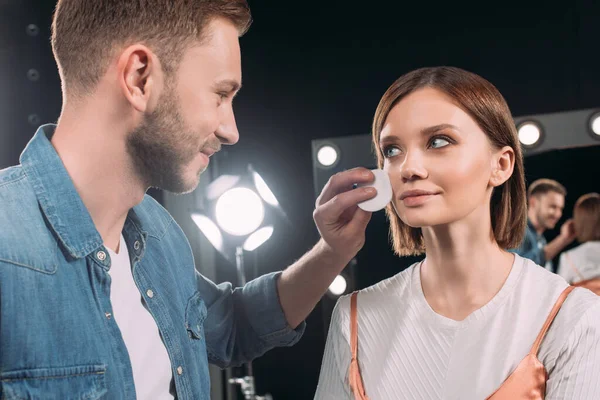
top-left (315, 255), bottom-right (600, 400)
top-left (558, 241), bottom-right (600, 284)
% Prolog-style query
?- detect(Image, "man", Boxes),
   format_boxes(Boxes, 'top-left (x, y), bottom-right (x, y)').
top-left (512, 178), bottom-right (576, 272)
top-left (0, 1), bottom-right (377, 399)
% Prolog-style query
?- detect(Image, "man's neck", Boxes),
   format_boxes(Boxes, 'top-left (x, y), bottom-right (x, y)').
top-left (527, 211), bottom-right (545, 235)
top-left (51, 106), bottom-right (146, 251)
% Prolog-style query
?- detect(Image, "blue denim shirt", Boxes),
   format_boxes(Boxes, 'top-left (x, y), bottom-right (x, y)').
top-left (510, 219), bottom-right (547, 267)
top-left (0, 125), bottom-right (304, 399)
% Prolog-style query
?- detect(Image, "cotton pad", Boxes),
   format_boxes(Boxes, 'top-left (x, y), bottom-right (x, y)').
top-left (356, 169), bottom-right (393, 212)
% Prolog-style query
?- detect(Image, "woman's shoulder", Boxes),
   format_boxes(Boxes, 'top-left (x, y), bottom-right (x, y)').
top-left (333, 262), bottom-right (418, 320)
top-left (518, 256), bottom-right (598, 311)
top-left (517, 256), bottom-right (600, 359)
top-left (564, 241), bottom-right (600, 259)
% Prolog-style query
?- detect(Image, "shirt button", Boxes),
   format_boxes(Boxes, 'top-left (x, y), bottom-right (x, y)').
top-left (96, 251), bottom-right (107, 261)
top-left (134, 241), bottom-right (141, 251)
top-left (146, 289), bottom-right (154, 298)
top-left (105, 312), bottom-right (112, 319)
top-left (177, 366), bottom-right (183, 375)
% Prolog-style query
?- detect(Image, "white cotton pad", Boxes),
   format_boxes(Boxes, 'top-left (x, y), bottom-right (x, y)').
top-left (356, 169), bottom-right (393, 212)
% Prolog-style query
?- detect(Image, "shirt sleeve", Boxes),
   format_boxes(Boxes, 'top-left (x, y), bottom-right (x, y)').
top-left (314, 297), bottom-right (353, 400)
top-left (197, 270), bottom-right (305, 368)
top-left (546, 302), bottom-right (600, 399)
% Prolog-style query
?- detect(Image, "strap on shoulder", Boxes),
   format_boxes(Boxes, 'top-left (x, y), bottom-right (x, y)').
top-left (348, 292), bottom-right (370, 400)
top-left (530, 286), bottom-right (575, 356)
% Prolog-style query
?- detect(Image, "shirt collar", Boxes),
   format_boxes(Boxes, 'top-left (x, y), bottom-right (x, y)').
top-left (20, 124), bottom-right (104, 258)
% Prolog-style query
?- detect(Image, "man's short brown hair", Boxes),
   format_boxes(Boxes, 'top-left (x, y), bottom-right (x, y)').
top-left (573, 193), bottom-right (600, 243)
top-left (51, 0), bottom-right (252, 98)
top-left (372, 67), bottom-right (527, 256)
top-left (527, 179), bottom-right (567, 200)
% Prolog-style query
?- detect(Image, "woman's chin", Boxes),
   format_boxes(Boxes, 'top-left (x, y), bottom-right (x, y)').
top-left (399, 213), bottom-right (448, 228)
top-left (399, 216), bottom-right (429, 228)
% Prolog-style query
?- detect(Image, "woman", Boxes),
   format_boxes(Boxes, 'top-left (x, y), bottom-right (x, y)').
top-left (557, 193), bottom-right (600, 293)
top-left (314, 67), bottom-right (600, 399)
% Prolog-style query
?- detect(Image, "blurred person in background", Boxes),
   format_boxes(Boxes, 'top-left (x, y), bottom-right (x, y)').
top-left (558, 193), bottom-right (600, 294)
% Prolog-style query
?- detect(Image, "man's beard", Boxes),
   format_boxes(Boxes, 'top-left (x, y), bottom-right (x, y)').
top-left (536, 211), bottom-right (555, 231)
top-left (126, 90), bottom-right (201, 194)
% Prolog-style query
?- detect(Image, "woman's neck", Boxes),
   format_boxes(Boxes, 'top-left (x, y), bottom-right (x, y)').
top-left (419, 207), bottom-right (515, 321)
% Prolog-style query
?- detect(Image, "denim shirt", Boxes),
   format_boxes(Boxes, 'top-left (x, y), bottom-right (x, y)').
top-left (0, 125), bottom-right (305, 399)
top-left (510, 219), bottom-right (547, 267)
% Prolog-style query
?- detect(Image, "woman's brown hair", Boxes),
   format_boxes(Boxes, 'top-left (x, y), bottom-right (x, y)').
top-left (573, 193), bottom-right (600, 243)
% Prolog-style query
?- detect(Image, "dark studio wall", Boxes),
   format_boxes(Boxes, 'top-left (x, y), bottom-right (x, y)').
top-left (1, 1), bottom-right (599, 399)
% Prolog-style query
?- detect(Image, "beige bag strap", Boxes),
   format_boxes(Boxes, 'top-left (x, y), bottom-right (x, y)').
top-left (565, 253), bottom-right (586, 282)
top-left (530, 286), bottom-right (575, 356)
top-left (348, 292), bottom-right (370, 400)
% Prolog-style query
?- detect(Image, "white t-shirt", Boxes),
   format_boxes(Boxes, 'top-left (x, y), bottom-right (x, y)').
top-left (315, 255), bottom-right (600, 400)
top-left (557, 241), bottom-right (600, 284)
top-left (107, 235), bottom-right (174, 400)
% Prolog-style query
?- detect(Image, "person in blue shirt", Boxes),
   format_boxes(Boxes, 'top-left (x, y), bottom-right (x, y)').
top-left (0, 1), bottom-right (378, 399)
top-left (512, 179), bottom-right (576, 272)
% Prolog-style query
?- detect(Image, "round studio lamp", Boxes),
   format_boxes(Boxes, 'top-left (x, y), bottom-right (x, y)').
top-left (517, 121), bottom-right (543, 148)
top-left (317, 144), bottom-right (339, 167)
top-left (328, 275), bottom-right (348, 296)
top-left (589, 111), bottom-right (600, 140)
top-left (215, 187), bottom-right (265, 236)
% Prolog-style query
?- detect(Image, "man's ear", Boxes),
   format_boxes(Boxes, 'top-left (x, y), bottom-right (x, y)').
top-left (117, 44), bottom-right (161, 113)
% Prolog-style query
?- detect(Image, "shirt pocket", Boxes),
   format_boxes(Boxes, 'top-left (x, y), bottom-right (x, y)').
top-left (0, 364), bottom-right (107, 400)
top-left (185, 291), bottom-right (208, 341)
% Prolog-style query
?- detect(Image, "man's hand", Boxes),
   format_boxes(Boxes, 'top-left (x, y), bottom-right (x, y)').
top-left (276, 167), bottom-right (377, 329)
top-left (313, 167), bottom-right (377, 263)
top-left (544, 219), bottom-right (577, 262)
top-left (559, 219), bottom-right (577, 244)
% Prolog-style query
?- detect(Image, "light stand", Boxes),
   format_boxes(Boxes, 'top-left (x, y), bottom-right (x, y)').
top-left (192, 165), bottom-right (286, 400)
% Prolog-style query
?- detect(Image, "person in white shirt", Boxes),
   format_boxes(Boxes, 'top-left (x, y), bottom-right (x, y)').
top-left (314, 66), bottom-right (600, 400)
top-left (558, 192), bottom-right (600, 291)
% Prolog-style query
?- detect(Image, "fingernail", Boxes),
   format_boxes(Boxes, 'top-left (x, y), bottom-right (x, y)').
top-left (365, 187), bottom-right (376, 194)
top-left (362, 170), bottom-right (372, 178)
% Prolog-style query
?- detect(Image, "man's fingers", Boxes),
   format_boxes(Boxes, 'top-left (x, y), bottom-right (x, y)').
top-left (314, 186), bottom-right (376, 223)
top-left (316, 168), bottom-right (375, 207)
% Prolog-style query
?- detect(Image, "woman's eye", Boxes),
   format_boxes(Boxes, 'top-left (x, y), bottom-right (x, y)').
top-left (430, 137), bottom-right (451, 149)
top-left (383, 146), bottom-right (401, 158)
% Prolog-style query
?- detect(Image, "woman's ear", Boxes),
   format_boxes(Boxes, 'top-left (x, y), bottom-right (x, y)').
top-left (490, 146), bottom-right (515, 187)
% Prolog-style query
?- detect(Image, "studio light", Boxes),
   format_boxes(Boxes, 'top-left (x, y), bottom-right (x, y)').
top-left (589, 112), bottom-right (600, 139)
top-left (215, 187), bottom-right (264, 236)
top-left (190, 213), bottom-right (223, 253)
top-left (328, 275), bottom-right (348, 296)
top-left (317, 145), bottom-right (338, 167)
top-left (252, 170), bottom-right (279, 206)
top-left (191, 165), bottom-right (287, 400)
top-left (243, 226), bottom-right (274, 251)
top-left (518, 121), bottom-right (543, 148)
